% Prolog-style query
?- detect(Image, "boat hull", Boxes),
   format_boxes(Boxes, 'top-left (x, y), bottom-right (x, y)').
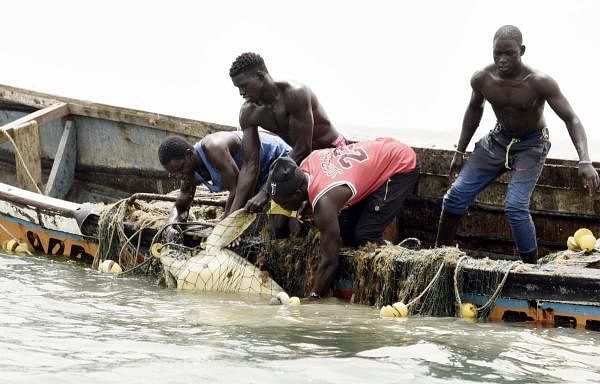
top-left (0, 183), bottom-right (96, 262)
top-left (1, 84), bottom-right (600, 331)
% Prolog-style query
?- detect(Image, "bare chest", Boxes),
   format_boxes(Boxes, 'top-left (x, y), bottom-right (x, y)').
top-left (481, 78), bottom-right (542, 110)
top-left (249, 102), bottom-right (290, 135)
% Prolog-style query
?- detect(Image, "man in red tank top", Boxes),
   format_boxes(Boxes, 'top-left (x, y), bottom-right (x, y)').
top-left (268, 138), bottom-right (419, 299)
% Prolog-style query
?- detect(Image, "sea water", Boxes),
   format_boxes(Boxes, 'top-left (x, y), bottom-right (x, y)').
top-left (1, 251), bottom-right (600, 384)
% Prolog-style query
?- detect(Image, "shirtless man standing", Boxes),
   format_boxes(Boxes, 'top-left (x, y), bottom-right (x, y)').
top-left (229, 52), bottom-right (347, 213)
top-left (436, 25), bottom-right (600, 263)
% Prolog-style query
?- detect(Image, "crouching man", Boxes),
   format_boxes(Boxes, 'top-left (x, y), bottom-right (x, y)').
top-left (158, 131), bottom-right (291, 239)
top-left (266, 138), bottom-right (419, 299)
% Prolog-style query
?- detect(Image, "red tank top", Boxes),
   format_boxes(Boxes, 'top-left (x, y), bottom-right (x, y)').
top-left (300, 138), bottom-right (417, 208)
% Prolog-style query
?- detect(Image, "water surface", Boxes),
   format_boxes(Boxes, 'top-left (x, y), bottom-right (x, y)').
top-left (2, 252), bottom-right (600, 383)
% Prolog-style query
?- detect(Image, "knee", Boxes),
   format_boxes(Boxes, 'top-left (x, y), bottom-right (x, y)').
top-left (442, 187), bottom-right (468, 215)
top-left (504, 198), bottom-right (530, 224)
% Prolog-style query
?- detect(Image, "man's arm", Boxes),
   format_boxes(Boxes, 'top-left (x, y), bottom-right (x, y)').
top-left (538, 74), bottom-right (600, 194)
top-left (165, 179), bottom-right (196, 241)
top-left (168, 179), bottom-right (196, 224)
top-left (311, 185), bottom-right (353, 297)
top-left (450, 71), bottom-right (486, 179)
top-left (232, 107), bottom-right (261, 213)
top-left (286, 86), bottom-right (314, 163)
top-left (244, 179), bottom-right (271, 214)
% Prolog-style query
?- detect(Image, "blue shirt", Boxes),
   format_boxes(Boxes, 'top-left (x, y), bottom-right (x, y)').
top-left (193, 131), bottom-right (291, 192)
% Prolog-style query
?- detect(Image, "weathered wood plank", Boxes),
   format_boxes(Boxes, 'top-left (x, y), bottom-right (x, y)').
top-left (461, 261), bottom-right (600, 303)
top-left (45, 120), bottom-right (76, 199)
top-left (0, 102), bottom-right (69, 144)
top-left (9, 121), bottom-right (43, 193)
top-left (0, 84), bottom-right (234, 138)
top-left (414, 147), bottom-right (598, 189)
top-left (416, 173), bottom-right (600, 215)
top-left (397, 197), bottom-right (600, 256)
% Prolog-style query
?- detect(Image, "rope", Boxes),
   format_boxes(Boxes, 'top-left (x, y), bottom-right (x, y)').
top-left (0, 221), bottom-right (18, 240)
top-left (477, 260), bottom-right (521, 313)
top-left (504, 138), bottom-right (521, 170)
top-left (93, 198), bottom-right (127, 268)
top-left (126, 192), bottom-right (226, 207)
top-left (2, 129), bottom-right (43, 194)
top-left (453, 255), bottom-right (521, 316)
top-left (115, 256), bottom-right (153, 277)
top-left (406, 257), bottom-right (446, 307)
top-left (398, 237), bottom-right (421, 249)
top-left (453, 256), bottom-right (468, 308)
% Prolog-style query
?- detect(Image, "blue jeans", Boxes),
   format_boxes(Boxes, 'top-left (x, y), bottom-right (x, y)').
top-left (442, 123), bottom-right (551, 253)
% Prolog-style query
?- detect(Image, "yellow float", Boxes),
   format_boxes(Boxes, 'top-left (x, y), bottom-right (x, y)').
top-left (151, 243), bottom-right (165, 258)
top-left (379, 305), bottom-right (397, 318)
top-left (460, 302), bottom-right (478, 318)
top-left (288, 296), bottom-right (301, 306)
top-left (3, 238), bottom-right (19, 253)
top-left (574, 228), bottom-right (594, 246)
top-left (379, 302), bottom-right (409, 318)
top-left (14, 243), bottom-right (32, 255)
top-left (99, 259), bottom-right (123, 274)
top-left (392, 302), bottom-right (409, 317)
top-left (578, 234), bottom-right (597, 252)
top-left (567, 236), bottom-right (579, 250)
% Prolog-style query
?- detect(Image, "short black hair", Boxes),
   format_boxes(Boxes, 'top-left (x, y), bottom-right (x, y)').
top-left (158, 136), bottom-right (193, 166)
top-left (229, 52), bottom-right (268, 77)
top-left (494, 25), bottom-right (523, 46)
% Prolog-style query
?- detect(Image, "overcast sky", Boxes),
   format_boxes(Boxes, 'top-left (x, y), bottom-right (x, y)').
top-left (2, 0), bottom-right (599, 159)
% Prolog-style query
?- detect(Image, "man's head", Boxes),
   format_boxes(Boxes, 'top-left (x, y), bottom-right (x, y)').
top-left (230, 52), bottom-right (270, 103)
top-left (492, 25), bottom-right (525, 76)
top-left (268, 157), bottom-right (308, 210)
top-left (158, 136), bottom-right (197, 179)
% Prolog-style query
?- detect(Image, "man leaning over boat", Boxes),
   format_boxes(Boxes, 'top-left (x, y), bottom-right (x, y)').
top-left (436, 25), bottom-right (600, 263)
top-left (266, 138), bottom-right (419, 299)
top-left (228, 52), bottom-right (349, 216)
top-left (157, 131), bottom-right (291, 240)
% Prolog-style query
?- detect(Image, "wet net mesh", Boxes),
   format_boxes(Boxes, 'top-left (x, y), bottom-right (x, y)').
top-left (94, 188), bottom-right (225, 273)
top-left (94, 189), bottom-right (551, 318)
top-left (158, 210), bottom-right (283, 296)
top-left (160, 246), bottom-right (282, 295)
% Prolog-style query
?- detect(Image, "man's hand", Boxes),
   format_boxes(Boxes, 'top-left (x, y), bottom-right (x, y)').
top-left (227, 236), bottom-right (242, 248)
top-left (164, 226), bottom-right (180, 243)
top-left (579, 163), bottom-right (600, 196)
top-left (448, 152), bottom-right (465, 182)
top-left (244, 189), bottom-right (269, 213)
top-left (297, 201), bottom-right (313, 225)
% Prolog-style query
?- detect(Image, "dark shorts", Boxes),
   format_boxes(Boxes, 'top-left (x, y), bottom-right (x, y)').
top-left (339, 166), bottom-right (420, 246)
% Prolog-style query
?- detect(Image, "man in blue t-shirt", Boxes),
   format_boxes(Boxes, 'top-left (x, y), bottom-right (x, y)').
top-left (158, 131), bottom-right (291, 238)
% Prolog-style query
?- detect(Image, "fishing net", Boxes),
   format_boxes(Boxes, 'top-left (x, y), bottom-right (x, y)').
top-left (159, 246), bottom-right (283, 295)
top-left (254, 224), bottom-right (321, 297)
top-left (453, 256), bottom-right (523, 319)
top-left (154, 209), bottom-right (284, 295)
top-left (348, 245), bottom-right (462, 316)
top-left (347, 245), bottom-right (525, 319)
top-left (94, 187), bottom-right (226, 272)
top-left (539, 249), bottom-right (600, 268)
top-left (94, 188), bottom-right (537, 317)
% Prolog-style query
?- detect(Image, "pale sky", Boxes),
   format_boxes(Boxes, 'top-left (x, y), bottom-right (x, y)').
top-left (2, 0), bottom-right (599, 159)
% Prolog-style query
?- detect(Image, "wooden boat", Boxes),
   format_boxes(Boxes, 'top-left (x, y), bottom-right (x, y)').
top-left (1, 84), bottom-right (599, 330)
